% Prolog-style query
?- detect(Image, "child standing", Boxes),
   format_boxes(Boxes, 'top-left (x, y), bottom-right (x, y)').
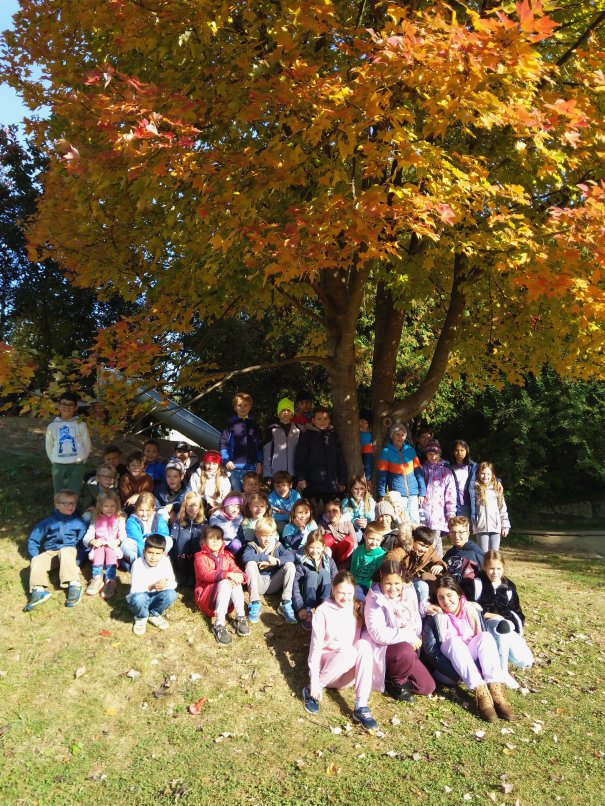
top-left (119, 450), bottom-right (154, 513)
top-left (209, 493), bottom-right (245, 556)
top-left (281, 498), bottom-right (318, 552)
top-left (446, 440), bottom-right (478, 519)
top-left (292, 531), bottom-right (338, 629)
top-left (303, 570), bottom-right (379, 732)
top-left (83, 491), bottom-right (126, 599)
top-left (292, 390), bottom-right (313, 427)
top-left (376, 423), bottom-right (425, 523)
top-left (349, 522), bottom-right (386, 600)
top-left (318, 499), bottom-right (357, 567)
top-left (126, 534), bottom-right (177, 635)
top-left (471, 550), bottom-right (533, 679)
top-left (189, 450), bottom-right (231, 512)
top-left (473, 462), bottom-right (511, 551)
top-left (262, 397), bottom-right (302, 481)
top-left (358, 409), bottom-right (374, 482)
top-left (342, 475), bottom-right (376, 543)
top-left (169, 491), bottom-right (206, 587)
top-left (194, 525), bottom-right (250, 644)
top-left (242, 517), bottom-right (297, 624)
top-left (422, 576), bottom-right (516, 722)
top-left (294, 406), bottom-right (347, 509)
top-left (363, 561), bottom-right (436, 702)
top-left (143, 439), bottom-right (166, 484)
top-left (45, 391), bottom-right (91, 494)
top-left (219, 392), bottom-right (263, 492)
top-left (24, 489), bottom-right (87, 610)
top-left (267, 471), bottom-right (301, 534)
top-left (421, 439), bottom-right (456, 554)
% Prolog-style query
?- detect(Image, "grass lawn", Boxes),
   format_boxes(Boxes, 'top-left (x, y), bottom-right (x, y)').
top-left (0, 445), bottom-right (604, 805)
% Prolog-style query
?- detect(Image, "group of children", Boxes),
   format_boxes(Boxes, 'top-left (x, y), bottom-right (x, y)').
top-left (28, 390), bottom-right (532, 730)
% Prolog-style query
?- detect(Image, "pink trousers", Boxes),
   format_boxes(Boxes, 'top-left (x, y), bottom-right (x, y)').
top-left (441, 632), bottom-right (505, 690)
top-left (319, 639), bottom-right (373, 705)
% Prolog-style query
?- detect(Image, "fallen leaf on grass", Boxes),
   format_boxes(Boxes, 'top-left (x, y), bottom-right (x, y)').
top-left (326, 762), bottom-right (341, 776)
top-left (500, 727), bottom-right (514, 734)
top-left (74, 666), bottom-right (86, 679)
top-left (214, 732), bottom-right (233, 743)
top-left (500, 782), bottom-right (514, 794)
top-left (104, 707), bottom-right (118, 716)
top-left (295, 758), bottom-right (306, 770)
top-left (531, 722), bottom-right (543, 734)
top-left (188, 697), bottom-right (208, 715)
top-left (329, 726), bottom-right (342, 735)
top-left (71, 743), bottom-right (82, 756)
top-left (390, 716), bottom-right (401, 726)
top-left (98, 630), bottom-right (111, 637)
top-left (411, 752), bottom-right (422, 761)
top-left (190, 673), bottom-right (201, 681)
top-left (444, 786), bottom-right (452, 794)
top-left (86, 773), bottom-right (107, 782)
top-left (474, 730), bottom-right (486, 741)
top-left (126, 669), bottom-right (140, 679)
top-left (384, 750), bottom-right (400, 758)
top-left (463, 795), bottom-right (473, 801)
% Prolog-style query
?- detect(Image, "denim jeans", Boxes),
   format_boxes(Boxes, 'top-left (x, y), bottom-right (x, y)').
top-left (126, 589), bottom-right (177, 618)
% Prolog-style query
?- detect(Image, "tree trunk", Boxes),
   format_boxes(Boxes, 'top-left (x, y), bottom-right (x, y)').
top-left (319, 265), bottom-right (367, 480)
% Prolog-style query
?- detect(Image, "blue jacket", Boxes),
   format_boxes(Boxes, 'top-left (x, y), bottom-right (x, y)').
top-left (267, 489), bottom-right (301, 522)
top-left (292, 554), bottom-right (338, 612)
top-left (220, 415), bottom-right (263, 466)
top-left (125, 512), bottom-right (170, 557)
top-left (242, 540), bottom-right (295, 576)
top-left (154, 482), bottom-right (189, 510)
top-left (376, 441), bottom-right (426, 498)
top-left (28, 510), bottom-right (87, 557)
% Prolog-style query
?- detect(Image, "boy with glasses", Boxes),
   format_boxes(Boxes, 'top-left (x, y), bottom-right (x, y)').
top-left (24, 490), bottom-right (87, 610)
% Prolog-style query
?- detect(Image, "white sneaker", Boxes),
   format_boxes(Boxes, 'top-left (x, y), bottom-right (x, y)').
top-left (148, 614), bottom-right (170, 630)
top-left (133, 617), bottom-right (148, 635)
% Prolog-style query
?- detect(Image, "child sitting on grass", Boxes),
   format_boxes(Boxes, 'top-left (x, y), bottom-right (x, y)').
top-left (240, 493), bottom-right (270, 542)
top-left (126, 534), bottom-right (177, 635)
top-left (83, 491), bottom-right (126, 599)
top-left (292, 531), bottom-right (338, 629)
top-left (267, 470), bottom-right (301, 534)
top-left (169, 491), bottom-right (206, 587)
top-left (242, 517), bottom-right (297, 624)
top-left (194, 525), bottom-right (250, 645)
top-left (25, 489), bottom-right (87, 611)
top-left (123, 492), bottom-right (170, 566)
top-left (281, 498), bottom-right (318, 553)
top-left (349, 521), bottom-right (387, 601)
top-left (303, 570), bottom-right (379, 732)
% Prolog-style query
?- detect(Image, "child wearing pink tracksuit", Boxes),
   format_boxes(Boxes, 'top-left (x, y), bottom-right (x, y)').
top-left (302, 570), bottom-right (379, 732)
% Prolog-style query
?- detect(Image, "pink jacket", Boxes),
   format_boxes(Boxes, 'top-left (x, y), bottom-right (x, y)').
top-left (308, 600), bottom-right (361, 691)
top-left (422, 461), bottom-right (456, 532)
top-left (362, 583), bottom-right (423, 691)
top-left (85, 515), bottom-right (126, 547)
top-left (436, 597), bottom-right (482, 644)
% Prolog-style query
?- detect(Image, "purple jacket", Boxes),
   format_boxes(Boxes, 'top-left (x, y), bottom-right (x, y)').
top-left (422, 461), bottom-right (456, 532)
top-left (220, 415), bottom-right (263, 466)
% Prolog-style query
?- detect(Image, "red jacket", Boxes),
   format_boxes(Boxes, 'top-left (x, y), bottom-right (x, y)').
top-left (194, 544), bottom-right (246, 617)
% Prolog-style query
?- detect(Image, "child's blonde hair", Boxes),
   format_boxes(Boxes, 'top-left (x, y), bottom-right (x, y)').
top-left (179, 491), bottom-right (206, 526)
top-left (93, 490), bottom-right (123, 521)
top-left (303, 529), bottom-right (326, 557)
top-left (243, 492), bottom-right (269, 518)
top-left (255, 516), bottom-right (278, 537)
top-left (289, 498), bottom-right (313, 523)
top-left (349, 474), bottom-right (373, 510)
top-left (483, 549), bottom-right (506, 570)
top-left (475, 462), bottom-right (504, 508)
top-left (134, 492), bottom-right (155, 513)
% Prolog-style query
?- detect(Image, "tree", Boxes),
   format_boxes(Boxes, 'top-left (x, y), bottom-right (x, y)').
top-left (1, 1), bottom-right (605, 473)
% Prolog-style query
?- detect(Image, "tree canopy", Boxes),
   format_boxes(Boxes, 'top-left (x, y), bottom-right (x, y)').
top-left (1, 0), bottom-right (604, 468)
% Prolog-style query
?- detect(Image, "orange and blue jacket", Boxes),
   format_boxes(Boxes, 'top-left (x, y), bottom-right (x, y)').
top-left (376, 441), bottom-right (426, 498)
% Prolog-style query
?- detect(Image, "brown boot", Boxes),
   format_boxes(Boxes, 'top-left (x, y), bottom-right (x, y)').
top-left (488, 682), bottom-right (518, 721)
top-left (475, 684), bottom-right (498, 722)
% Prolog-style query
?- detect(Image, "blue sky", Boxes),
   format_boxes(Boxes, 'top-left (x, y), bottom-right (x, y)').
top-left (1, 0), bottom-right (40, 128)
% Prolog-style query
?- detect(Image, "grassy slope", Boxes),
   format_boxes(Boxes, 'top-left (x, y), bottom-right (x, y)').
top-left (0, 451), bottom-right (604, 806)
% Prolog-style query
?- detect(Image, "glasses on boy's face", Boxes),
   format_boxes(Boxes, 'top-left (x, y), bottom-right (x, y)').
top-left (450, 529), bottom-right (468, 536)
top-left (57, 500), bottom-right (77, 507)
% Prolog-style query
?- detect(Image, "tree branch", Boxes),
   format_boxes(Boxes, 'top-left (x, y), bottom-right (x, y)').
top-left (270, 281), bottom-right (326, 325)
top-left (556, 11), bottom-right (605, 69)
top-left (389, 253), bottom-right (470, 422)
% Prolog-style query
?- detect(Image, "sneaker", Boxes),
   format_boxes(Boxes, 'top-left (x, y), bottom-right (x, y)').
top-left (133, 617), bottom-right (147, 635)
top-left (24, 588), bottom-right (51, 612)
top-left (279, 600), bottom-right (298, 624)
top-left (353, 706), bottom-right (379, 732)
top-left (302, 686), bottom-right (320, 715)
top-left (301, 617), bottom-right (313, 631)
top-left (86, 576), bottom-right (104, 596)
top-left (235, 617), bottom-right (250, 637)
top-left (100, 578), bottom-right (117, 599)
top-left (148, 614), bottom-right (170, 630)
top-left (248, 601), bottom-right (261, 623)
top-left (65, 584), bottom-right (82, 608)
top-left (213, 623), bottom-right (232, 645)
top-left (384, 677), bottom-right (415, 703)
